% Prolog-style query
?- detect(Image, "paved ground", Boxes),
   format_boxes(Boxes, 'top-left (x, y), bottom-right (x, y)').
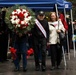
top-left (0, 50), bottom-right (76, 75)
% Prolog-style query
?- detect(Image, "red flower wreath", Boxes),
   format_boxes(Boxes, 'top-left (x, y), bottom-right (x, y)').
top-left (10, 9), bottom-right (32, 29)
top-left (5, 6), bottom-right (35, 34)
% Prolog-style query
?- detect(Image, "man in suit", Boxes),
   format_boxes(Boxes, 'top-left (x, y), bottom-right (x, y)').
top-left (32, 11), bottom-right (49, 71)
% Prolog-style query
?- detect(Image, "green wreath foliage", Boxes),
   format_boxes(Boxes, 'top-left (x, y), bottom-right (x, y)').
top-left (5, 5), bottom-right (35, 34)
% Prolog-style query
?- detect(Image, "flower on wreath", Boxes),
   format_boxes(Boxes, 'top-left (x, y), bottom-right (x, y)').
top-left (10, 8), bottom-right (32, 29)
top-left (5, 5), bottom-right (35, 34)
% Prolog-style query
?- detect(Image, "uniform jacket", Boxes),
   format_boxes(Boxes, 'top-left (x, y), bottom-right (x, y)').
top-left (32, 18), bottom-right (49, 42)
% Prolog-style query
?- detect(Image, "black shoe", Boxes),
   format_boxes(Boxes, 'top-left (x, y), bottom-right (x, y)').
top-left (23, 68), bottom-right (27, 72)
top-left (14, 68), bottom-right (20, 72)
top-left (35, 66), bottom-right (40, 71)
top-left (56, 66), bottom-right (61, 69)
top-left (0, 59), bottom-right (9, 63)
top-left (50, 66), bottom-right (55, 70)
top-left (41, 66), bottom-right (46, 71)
top-left (5, 59), bottom-right (9, 61)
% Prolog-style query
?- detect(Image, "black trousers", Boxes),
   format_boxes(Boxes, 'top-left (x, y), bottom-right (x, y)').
top-left (0, 34), bottom-right (8, 62)
top-left (50, 44), bottom-right (62, 67)
top-left (33, 37), bottom-right (47, 67)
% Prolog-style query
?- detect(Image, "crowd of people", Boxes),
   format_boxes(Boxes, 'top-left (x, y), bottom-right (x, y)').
top-left (0, 9), bottom-right (75, 72)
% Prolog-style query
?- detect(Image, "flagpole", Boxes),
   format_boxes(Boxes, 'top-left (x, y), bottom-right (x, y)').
top-left (64, 7), bottom-right (70, 60)
top-left (55, 4), bottom-right (59, 18)
top-left (55, 4), bottom-right (66, 67)
top-left (70, 9), bottom-right (76, 57)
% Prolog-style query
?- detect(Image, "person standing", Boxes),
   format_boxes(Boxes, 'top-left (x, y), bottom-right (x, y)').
top-left (11, 32), bottom-right (28, 72)
top-left (59, 12), bottom-right (68, 30)
top-left (0, 9), bottom-right (8, 62)
top-left (32, 11), bottom-right (49, 71)
top-left (59, 12), bottom-right (68, 53)
top-left (48, 12), bottom-right (65, 70)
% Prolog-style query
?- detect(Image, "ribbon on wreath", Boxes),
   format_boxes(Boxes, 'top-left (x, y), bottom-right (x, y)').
top-left (27, 48), bottom-right (34, 58)
top-left (10, 47), bottom-right (17, 60)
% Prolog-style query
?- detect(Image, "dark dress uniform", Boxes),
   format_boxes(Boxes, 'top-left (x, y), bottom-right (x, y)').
top-left (32, 17), bottom-right (49, 71)
top-left (0, 10), bottom-right (8, 62)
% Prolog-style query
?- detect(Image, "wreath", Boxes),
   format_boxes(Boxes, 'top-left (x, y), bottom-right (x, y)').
top-left (5, 5), bottom-right (35, 34)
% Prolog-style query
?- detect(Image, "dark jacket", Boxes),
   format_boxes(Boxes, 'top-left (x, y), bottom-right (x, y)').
top-left (32, 18), bottom-right (49, 42)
